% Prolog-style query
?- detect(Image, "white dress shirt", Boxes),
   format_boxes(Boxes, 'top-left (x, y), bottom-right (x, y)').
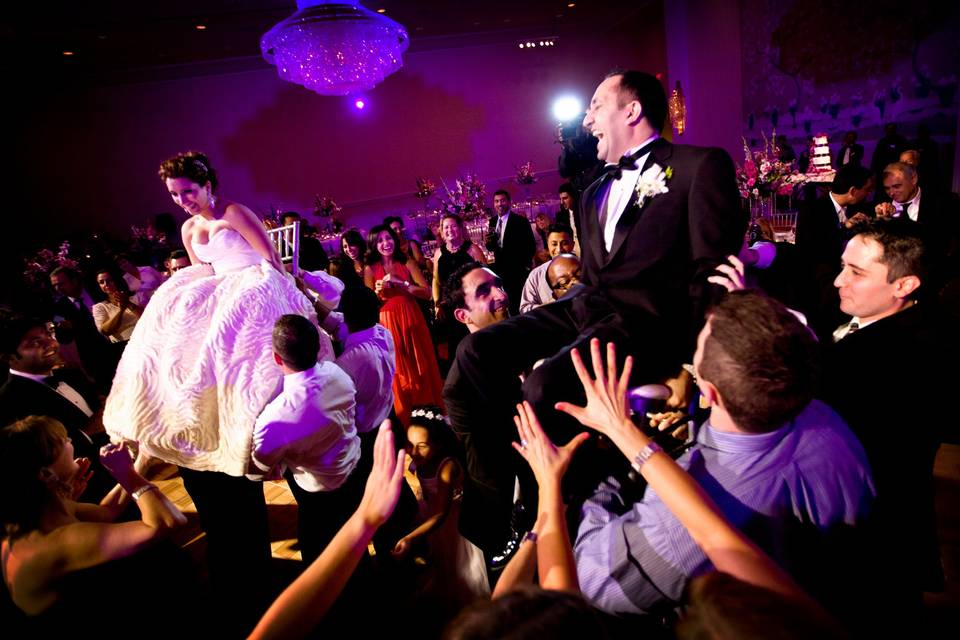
top-left (599, 136), bottom-right (658, 251)
top-left (335, 324), bottom-right (396, 433)
top-left (495, 212), bottom-right (513, 247)
top-left (124, 266), bottom-right (164, 307)
top-left (250, 362), bottom-right (360, 492)
top-left (897, 188), bottom-right (921, 221)
top-left (829, 192), bottom-right (848, 226)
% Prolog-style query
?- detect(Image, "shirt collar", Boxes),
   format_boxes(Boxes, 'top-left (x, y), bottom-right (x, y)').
top-left (698, 417), bottom-right (795, 454)
top-left (828, 192), bottom-right (845, 214)
top-left (8, 368), bottom-right (50, 383)
top-left (282, 363), bottom-right (320, 388)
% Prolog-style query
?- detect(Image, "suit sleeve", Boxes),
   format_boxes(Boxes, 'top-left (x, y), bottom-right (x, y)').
top-left (686, 148), bottom-right (747, 346)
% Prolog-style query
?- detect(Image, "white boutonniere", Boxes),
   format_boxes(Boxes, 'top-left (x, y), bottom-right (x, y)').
top-left (635, 164), bottom-right (672, 207)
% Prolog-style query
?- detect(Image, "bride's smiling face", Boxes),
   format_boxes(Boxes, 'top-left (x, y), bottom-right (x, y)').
top-left (166, 177), bottom-right (212, 215)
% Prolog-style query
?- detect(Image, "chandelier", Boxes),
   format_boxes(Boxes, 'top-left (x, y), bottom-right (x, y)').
top-left (261, 1), bottom-right (410, 96)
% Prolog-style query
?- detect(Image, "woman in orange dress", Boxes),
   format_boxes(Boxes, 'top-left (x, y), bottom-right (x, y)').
top-left (363, 225), bottom-right (444, 425)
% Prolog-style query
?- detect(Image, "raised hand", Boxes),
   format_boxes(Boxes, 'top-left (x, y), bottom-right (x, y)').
top-left (511, 401), bottom-right (589, 489)
top-left (356, 420), bottom-right (406, 529)
top-left (555, 338), bottom-right (634, 441)
top-left (707, 254), bottom-right (747, 292)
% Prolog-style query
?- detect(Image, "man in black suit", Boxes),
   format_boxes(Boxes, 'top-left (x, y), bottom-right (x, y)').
top-left (822, 218), bottom-right (953, 608)
top-left (49, 265), bottom-right (116, 391)
top-left (445, 70), bottom-right (744, 555)
top-left (0, 312), bottom-right (114, 500)
top-left (794, 164), bottom-right (874, 340)
top-left (555, 182), bottom-right (580, 251)
top-left (874, 161), bottom-right (959, 287)
top-left (485, 189), bottom-right (536, 315)
top-left (835, 130), bottom-right (864, 168)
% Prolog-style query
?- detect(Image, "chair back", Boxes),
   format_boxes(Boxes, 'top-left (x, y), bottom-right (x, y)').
top-left (267, 221), bottom-right (300, 276)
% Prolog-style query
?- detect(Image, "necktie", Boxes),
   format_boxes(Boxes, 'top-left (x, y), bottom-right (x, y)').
top-left (495, 217), bottom-right (504, 247)
top-left (847, 321), bottom-right (859, 335)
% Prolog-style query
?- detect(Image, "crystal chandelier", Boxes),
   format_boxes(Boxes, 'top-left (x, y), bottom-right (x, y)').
top-left (261, 1), bottom-right (410, 96)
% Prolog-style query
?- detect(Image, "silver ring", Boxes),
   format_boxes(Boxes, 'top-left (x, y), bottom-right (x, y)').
top-left (520, 439), bottom-right (529, 450)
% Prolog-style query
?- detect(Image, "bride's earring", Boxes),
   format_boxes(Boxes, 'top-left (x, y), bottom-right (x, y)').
top-left (208, 191), bottom-right (216, 210)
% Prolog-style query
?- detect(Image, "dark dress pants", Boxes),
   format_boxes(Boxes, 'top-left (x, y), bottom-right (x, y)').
top-left (178, 467), bottom-right (271, 634)
top-left (443, 285), bottom-right (666, 554)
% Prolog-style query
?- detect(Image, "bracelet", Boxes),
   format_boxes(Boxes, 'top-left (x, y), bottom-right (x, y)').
top-left (131, 484), bottom-right (158, 501)
top-left (522, 530), bottom-right (538, 544)
top-left (630, 441), bottom-right (663, 475)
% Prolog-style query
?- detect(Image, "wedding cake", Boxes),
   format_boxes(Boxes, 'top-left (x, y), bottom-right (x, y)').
top-left (806, 133), bottom-right (835, 182)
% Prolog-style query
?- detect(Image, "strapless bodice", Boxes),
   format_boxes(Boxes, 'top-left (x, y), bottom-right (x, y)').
top-left (192, 228), bottom-right (264, 273)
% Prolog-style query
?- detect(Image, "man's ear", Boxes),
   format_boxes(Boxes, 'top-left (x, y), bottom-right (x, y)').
top-left (894, 275), bottom-right (921, 300)
top-left (698, 379), bottom-right (720, 409)
top-left (273, 352), bottom-right (283, 366)
top-left (453, 308), bottom-right (470, 326)
top-left (625, 99), bottom-right (644, 126)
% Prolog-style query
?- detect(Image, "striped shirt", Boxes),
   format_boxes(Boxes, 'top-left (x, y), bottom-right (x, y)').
top-left (574, 399), bottom-right (875, 614)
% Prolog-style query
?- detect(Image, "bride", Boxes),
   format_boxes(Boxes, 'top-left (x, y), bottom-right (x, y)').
top-left (103, 151), bottom-right (331, 475)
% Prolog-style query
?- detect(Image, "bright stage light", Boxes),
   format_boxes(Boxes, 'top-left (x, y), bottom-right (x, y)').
top-left (552, 96), bottom-right (582, 122)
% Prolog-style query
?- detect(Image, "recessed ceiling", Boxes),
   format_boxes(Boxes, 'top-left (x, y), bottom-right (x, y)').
top-left (1, 1), bottom-right (644, 85)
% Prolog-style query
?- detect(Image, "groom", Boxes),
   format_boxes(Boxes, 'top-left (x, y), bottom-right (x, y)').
top-left (444, 69), bottom-right (746, 555)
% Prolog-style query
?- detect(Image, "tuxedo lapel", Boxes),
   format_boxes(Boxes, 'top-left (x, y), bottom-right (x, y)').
top-left (581, 179), bottom-right (607, 264)
top-left (605, 141), bottom-right (674, 265)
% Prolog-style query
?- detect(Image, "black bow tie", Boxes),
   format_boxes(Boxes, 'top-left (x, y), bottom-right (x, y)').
top-left (43, 371), bottom-right (62, 388)
top-left (603, 142), bottom-right (656, 180)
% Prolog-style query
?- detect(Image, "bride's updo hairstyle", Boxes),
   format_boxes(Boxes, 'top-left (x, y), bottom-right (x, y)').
top-left (159, 151), bottom-right (219, 192)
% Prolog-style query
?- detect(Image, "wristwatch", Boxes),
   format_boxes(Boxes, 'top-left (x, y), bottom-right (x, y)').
top-left (630, 441), bottom-right (663, 475)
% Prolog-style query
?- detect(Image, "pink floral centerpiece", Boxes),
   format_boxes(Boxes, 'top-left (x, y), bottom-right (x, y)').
top-left (441, 173), bottom-right (487, 219)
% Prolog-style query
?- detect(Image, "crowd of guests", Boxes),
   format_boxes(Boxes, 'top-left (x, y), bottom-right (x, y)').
top-left (2, 68), bottom-right (958, 639)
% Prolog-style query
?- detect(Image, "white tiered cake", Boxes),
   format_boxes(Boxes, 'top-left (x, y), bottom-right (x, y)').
top-left (806, 133), bottom-right (836, 182)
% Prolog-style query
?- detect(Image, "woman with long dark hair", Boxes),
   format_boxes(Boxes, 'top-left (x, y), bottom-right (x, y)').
top-left (363, 225), bottom-right (443, 424)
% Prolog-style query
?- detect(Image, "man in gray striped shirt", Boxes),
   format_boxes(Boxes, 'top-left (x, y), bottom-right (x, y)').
top-left (574, 291), bottom-right (875, 616)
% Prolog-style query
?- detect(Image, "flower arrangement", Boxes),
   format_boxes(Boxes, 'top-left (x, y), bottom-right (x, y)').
top-left (314, 194), bottom-right (342, 218)
top-left (514, 161), bottom-right (537, 185)
top-left (414, 177), bottom-right (437, 199)
top-left (441, 173), bottom-right (487, 218)
top-left (23, 241), bottom-right (78, 289)
top-left (128, 224), bottom-right (170, 258)
top-left (735, 131), bottom-right (805, 199)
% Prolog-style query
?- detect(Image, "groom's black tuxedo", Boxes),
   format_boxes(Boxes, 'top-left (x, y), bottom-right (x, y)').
top-left (445, 139), bottom-right (745, 553)
top-left (578, 137), bottom-right (745, 366)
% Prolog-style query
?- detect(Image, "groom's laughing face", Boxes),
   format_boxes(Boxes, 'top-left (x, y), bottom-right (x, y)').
top-left (584, 74), bottom-right (630, 164)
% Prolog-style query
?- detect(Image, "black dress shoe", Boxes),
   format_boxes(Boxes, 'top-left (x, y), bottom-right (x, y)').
top-left (488, 529), bottom-right (521, 570)
top-left (488, 501), bottom-right (529, 570)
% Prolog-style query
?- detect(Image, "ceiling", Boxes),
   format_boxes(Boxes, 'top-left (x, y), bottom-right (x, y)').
top-left (2, 1), bottom-right (643, 85)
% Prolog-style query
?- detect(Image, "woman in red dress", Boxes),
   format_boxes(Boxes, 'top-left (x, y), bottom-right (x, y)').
top-left (363, 225), bottom-right (444, 425)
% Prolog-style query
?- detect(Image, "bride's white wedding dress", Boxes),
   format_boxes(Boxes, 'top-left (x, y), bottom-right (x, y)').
top-left (104, 228), bottom-right (332, 475)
